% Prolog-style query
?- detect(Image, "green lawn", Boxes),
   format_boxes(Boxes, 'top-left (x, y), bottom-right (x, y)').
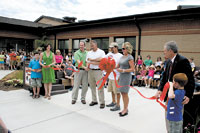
top-left (2, 70), bottom-right (23, 80)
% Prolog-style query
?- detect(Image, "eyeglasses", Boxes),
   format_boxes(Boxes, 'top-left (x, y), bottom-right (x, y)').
top-left (122, 48), bottom-right (126, 50)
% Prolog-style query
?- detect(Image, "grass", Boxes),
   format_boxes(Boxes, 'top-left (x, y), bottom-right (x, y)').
top-left (0, 70), bottom-right (23, 91)
top-left (2, 70), bottom-right (23, 80)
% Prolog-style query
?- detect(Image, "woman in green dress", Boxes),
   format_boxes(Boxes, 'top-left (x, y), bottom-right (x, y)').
top-left (39, 44), bottom-right (56, 100)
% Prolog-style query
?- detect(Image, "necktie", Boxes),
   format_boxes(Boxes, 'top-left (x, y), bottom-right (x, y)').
top-left (168, 61), bottom-right (173, 81)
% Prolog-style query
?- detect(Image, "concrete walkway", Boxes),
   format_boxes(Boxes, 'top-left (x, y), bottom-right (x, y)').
top-left (0, 70), bottom-right (13, 80)
top-left (0, 87), bottom-right (166, 133)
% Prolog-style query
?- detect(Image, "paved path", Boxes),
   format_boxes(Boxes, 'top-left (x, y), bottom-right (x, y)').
top-left (0, 70), bottom-right (13, 80)
top-left (0, 87), bottom-right (166, 133)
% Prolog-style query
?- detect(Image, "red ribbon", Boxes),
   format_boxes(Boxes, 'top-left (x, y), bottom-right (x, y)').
top-left (97, 57), bottom-right (169, 110)
top-left (67, 61), bottom-right (83, 72)
top-left (43, 65), bottom-right (61, 70)
top-left (97, 57), bottom-right (116, 90)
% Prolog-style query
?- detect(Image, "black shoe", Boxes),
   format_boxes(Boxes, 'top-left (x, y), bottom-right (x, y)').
top-left (81, 100), bottom-right (86, 104)
top-left (71, 100), bottom-right (76, 104)
top-left (89, 101), bottom-right (98, 106)
top-left (100, 104), bottom-right (105, 109)
top-left (119, 111), bottom-right (128, 117)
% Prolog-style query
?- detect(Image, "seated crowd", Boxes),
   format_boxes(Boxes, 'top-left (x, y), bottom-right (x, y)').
top-left (131, 55), bottom-right (200, 90)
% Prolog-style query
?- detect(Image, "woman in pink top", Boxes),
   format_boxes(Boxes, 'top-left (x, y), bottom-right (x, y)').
top-left (144, 65), bottom-right (155, 88)
top-left (137, 55), bottom-right (143, 66)
top-left (55, 50), bottom-right (63, 68)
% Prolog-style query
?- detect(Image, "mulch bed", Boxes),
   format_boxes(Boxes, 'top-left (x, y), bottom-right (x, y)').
top-left (0, 81), bottom-right (22, 91)
top-left (0, 70), bottom-right (23, 91)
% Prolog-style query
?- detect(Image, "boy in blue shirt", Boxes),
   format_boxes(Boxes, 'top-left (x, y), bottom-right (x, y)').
top-left (167, 73), bottom-right (188, 133)
top-left (29, 52), bottom-right (42, 99)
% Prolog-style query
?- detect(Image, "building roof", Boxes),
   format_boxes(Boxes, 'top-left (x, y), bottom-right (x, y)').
top-left (45, 7), bottom-right (200, 32)
top-left (0, 15), bottom-right (50, 28)
top-left (0, 6), bottom-right (200, 33)
top-left (34, 15), bottom-right (75, 23)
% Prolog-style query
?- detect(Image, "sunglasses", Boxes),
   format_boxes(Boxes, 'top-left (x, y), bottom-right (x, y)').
top-left (122, 48), bottom-right (126, 50)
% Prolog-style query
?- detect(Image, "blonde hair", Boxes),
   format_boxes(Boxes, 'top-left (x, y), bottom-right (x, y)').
top-left (122, 42), bottom-right (133, 54)
top-left (56, 49), bottom-right (60, 54)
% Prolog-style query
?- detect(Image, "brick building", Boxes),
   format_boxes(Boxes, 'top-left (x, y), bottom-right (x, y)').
top-left (0, 6), bottom-right (200, 64)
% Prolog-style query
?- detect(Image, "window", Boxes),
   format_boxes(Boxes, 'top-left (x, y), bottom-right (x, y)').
top-left (58, 40), bottom-right (69, 55)
top-left (72, 39), bottom-right (85, 52)
top-left (0, 37), bottom-right (33, 52)
top-left (115, 38), bottom-right (124, 49)
top-left (114, 36), bottom-right (136, 59)
top-left (92, 38), bottom-right (109, 53)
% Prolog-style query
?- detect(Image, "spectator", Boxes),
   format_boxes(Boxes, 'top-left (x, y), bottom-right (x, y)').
top-left (20, 52), bottom-right (24, 66)
top-left (155, 56), bottom-right (162, 67)
top-left (55, 49), bottom-right (63, 69)
top-left (144, 55), bottom-right (153, 67)
top-left (66, 52), bottom-right (74, 65)
top-left (0, 51), bottom-right (5, 70)
top-left (137, 64), bottom-right (147, 87)
top-left (29, 52), bottom-right (42, 99)
top-left (136, 55), bottom-right (143, 67)
top-left (194, 69), bottom-right (200, 93)
top-left (5, 52), bottom-right (10, 70)
top-left (189, 57), bottom-right (195, 71)
top-left (131, 69), bottom-right (137, 86)
top-left (3, 51), bottom-right (7, 70)
top-left (144, 65), bottom-right (155, 88)
top-left (64, 60), bottom-right (75, 90)
top-left (16, 52), bottom-right (21, 69)
top-left (9, 49), bottom-right (17, 70)
top-left (152, 65), bottom-right (162, 88)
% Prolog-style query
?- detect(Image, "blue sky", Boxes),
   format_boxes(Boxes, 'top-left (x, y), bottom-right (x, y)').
top-left (0, 0), bottom-right (199, 22)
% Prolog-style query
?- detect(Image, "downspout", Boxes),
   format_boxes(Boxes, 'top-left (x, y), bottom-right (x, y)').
top-left (54, 33), bottom-right (57, 53)
top-left (134, 17), bottom-right (141, 56)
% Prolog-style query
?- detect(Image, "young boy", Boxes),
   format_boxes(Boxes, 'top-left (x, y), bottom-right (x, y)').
top-left (153, 65), bottom-right (162, 88)
top-left (64, 60), bottom-right (75, 90)
top-left (29, 52), bottom-right (42, 99)
top-left (167, 73), bottom-right (188, 133)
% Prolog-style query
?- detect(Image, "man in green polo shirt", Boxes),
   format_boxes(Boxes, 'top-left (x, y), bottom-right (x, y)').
top-left (71, 41), bottom-right (89, 104)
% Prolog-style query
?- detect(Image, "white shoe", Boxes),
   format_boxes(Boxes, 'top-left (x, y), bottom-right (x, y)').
top-left (145, 85), bottom-right (148, 87)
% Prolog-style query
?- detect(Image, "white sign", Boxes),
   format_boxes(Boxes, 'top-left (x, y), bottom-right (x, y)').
top-left (25, 67), bottom-right (31, 86)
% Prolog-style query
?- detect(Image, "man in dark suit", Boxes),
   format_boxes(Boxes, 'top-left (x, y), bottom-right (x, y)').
top-left (155, 41), bottom-right (195, 131)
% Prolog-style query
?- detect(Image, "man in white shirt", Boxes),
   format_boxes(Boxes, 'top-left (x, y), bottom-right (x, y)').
top-left (106, 42), bottom-right (123, 111)
top-left (86, 40), bottom-right (105, 109)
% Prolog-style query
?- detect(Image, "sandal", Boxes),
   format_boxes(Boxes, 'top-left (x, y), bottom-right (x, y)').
top-left (48, 95), bottom-right (51, 100)
top-left (32, 95), bottom-right (36, 99)
top-left (36, 95), bottom-right (40, 98)
top-left (44, 95), bottom-right (48, 98)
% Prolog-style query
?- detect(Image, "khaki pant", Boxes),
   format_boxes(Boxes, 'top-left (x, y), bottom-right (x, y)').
top-left (72, 70), bottom-right (88, 101)
top-left (88, 70), bottom-right (105, 104)
top-left (108, 79), bottom-right (119, 94)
